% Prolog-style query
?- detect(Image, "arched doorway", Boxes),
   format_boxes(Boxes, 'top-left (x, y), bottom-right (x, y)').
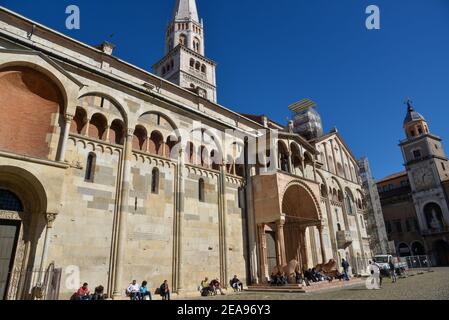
top-left (398, 243), bottom-right (411, 257)
top-left (0, 190), bottom-right (23, 300)
top-left (282, 183), bottom-right (320, 270)
top-left (0, 166), bottom-right (48, 300)
top-left (433, 240), bottom-right (449, 266)
top-left (411, 241), bottom-right (426, 256)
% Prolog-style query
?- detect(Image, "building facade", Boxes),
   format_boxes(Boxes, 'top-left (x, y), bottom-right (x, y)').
top-left (0, 1), bottom-right (371, 300)
top-left (377, 102), bottom-right (449, 266)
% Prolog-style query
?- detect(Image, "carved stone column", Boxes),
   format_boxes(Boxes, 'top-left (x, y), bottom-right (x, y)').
top-left (318, 224), bottom-right (327, 263)
top-left (113, 128), bottom-right (134, 299)
top-left (173, 145), bottom-right (186, 294)
top-left (58, 114), bottom-right (74, 162)
top-left (276, 215), bottom-right (287, 266)
top-left (299, 227), bottom-right (308, 270)
top-left (218, 164), bottom-right (228, 287)
top-left (38, 213), bottom-right (57, 283)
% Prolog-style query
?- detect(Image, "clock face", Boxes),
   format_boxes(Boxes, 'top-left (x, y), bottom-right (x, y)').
top-left (412, 167), bottom-right (434, 190)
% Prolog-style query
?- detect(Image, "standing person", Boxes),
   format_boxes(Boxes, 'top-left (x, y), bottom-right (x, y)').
top-left (139, 281), bottom-right (152, 300)
top-left (127, 280), bottom-right (140, 300)
top-left (342, 259), bottom-right (350, 281)
top-left (369, 260), bottom-right (382, 289)
top-left (76, 283), bottom-right (91, 301)
top-left (389, 260), bottom-right (397, 283)
top-left (160, 280), bottom-right (170, 300)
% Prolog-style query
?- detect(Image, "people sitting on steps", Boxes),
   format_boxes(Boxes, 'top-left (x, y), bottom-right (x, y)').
top-left (126, 280), bottom-right (140, 300)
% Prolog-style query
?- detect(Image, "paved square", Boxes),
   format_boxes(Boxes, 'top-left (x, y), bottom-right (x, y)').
top-left (195, 268), bottom-right (449, 300)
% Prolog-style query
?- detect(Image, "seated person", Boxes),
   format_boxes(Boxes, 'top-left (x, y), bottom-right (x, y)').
top-left (76, 283), bottom-right (91, 301)
top-left (270, 272), bottom-right (279, 286)
top-left (139, 281), bottom-right (152, 300)
top-left (127, 280), bottom-right (140, 301)
top-left (304, 269), bottom-right (318, 283)
top-left (295, 270), bottom-right (310, 286)
top-left (91, 285), bottom-right (105, 300)
top-left (210, 279), bottom-right (225, 295)
top-left (230, 275), bottom-right (243, 292)
top-left (200, 277), bottom-right (212, 296)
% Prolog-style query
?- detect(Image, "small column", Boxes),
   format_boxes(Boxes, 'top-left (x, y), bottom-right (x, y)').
top-left (318, 224), bottom-right (327, 263)
top-left (58, 114), bottom-right (74, 162)
top-left (287, 151), bottom-right (293, 174)
top-left (39, 213), bottom-right (58, 283)
top-left (276, 215), bottom-right (287, 266)
top-left (113, 128), bottom-right (134, 299)
top-left (175, 146), bottom-right (186, 293)
top-left (105, 125), bottom-right (111, 143)
top-left (300, 228), bottom-right (308, 270)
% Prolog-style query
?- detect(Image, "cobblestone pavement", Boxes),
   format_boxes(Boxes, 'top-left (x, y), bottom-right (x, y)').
top-left (196, 268), bottom-right (449, 300)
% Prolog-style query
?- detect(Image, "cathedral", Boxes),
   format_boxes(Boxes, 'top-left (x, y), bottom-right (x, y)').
top-left (0, 1), bottom-right (371, 300)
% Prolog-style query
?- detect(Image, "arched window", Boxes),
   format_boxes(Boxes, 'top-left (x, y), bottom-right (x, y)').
top-left (162, 67), bottom-right (166, 75)
top-left (190, 59), bottom-right (195, 68)
top-left (337, 223), bottom-right (342, 232)
top-left (149, 131), bottom-right (163, 156)
top-left (179, 34), bottom-right (187, 46)
top-left (199, 179), bottom-right (205, 202)
top-left (195, 61), bottom-right (201, 71)
top-left (71, 107), bottom-right (88, 134)
top-left (109, 119), bottom-right (125, 145)
top-left (133, 125), bottom-right (147, 151)
top-left (193, 38), bottom-right (201, 53)
top-left (320, 185), bottom-right (328, 198)
top-left (151, 168), bottom-right (159, 194)
top-left (201, 64), bottom-right (206, 73)
top-left (345, 191), bottom-right (354, 215)
top-left (89, 113), bottom-right (107, 141)
top-left (0, 189), bottom-right (23, 212)
top-left (185, 142), bottom-right (195, 164)
top-left (85, 153), bottom-right (96, 182)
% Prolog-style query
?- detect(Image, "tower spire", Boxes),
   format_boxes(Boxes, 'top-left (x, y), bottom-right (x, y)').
top-left (173, 0), bottom-right (199, 23)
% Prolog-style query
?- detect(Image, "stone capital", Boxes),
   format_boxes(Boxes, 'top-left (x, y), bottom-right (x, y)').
top-left (46, 212), bottom-right (58, 228)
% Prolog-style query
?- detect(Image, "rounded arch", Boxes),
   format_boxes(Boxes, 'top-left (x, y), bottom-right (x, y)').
top-left (77, 91), bottom-right (128, 125)
top-left (411, 241), bottom-right (426, 256)
top-left (148, 130), bottom-right (164, 156)
top-left (109, 119), bottom-right (125, 145)
top-left (278, 140), bottom-right (290, 172)
top-left (71, 107), bottom-right (88, 135)
top-left (0, 60), bottom-right (73, 114)
top-left (397, 242), bottom-right (411, 257)
top-left (0, 65), bottom-right (66, 160)
top-left (281, 180), bottom-right (322, 223)
top-left (138, 111), bottom-right (180, 136)
top-left (89, 113), bottom-right (108, 141)
top-left (0, 166), bottom-right (47, 215)
top-left (133, 125), bottom-right (148, 151)
top-left (423, 202), bottom-right (446, 230)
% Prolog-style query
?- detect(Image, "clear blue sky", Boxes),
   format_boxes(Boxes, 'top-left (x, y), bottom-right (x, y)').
top-left (2, 0), bottom-right (449, 180)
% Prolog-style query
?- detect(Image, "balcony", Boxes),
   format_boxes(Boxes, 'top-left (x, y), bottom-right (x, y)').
top-left (337, 230), bottom-right (353, 249)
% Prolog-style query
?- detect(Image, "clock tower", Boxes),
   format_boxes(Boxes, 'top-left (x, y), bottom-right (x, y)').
top-left (399, 100), bottom-right (449, 237)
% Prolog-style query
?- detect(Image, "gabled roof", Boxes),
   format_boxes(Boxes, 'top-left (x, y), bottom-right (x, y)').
top-left (312, 130), bottom-right (358, 163)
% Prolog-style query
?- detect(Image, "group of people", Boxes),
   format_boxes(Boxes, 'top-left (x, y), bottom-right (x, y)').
top-left (71, 283), bottom-right (106, 301)
top-left (368, 259), bottom-right (398, 289)
top-left (270, 259), bottom-right (352, 287)
top-left (71, 280), bottom-right (171, 301)
top-left (126, 280), bottom-right (171, 300)
top-left (200, 276), bottom-right (243, 296)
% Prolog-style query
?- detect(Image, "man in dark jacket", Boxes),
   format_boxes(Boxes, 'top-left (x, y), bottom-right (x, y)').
top-left (342, 259), bottom-right (350, 281)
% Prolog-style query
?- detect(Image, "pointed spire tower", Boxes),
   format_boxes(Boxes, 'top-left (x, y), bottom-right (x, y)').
top-left (153, 0), bottom-right (217, 102)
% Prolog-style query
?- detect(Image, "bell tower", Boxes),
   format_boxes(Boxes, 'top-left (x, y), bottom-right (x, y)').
top-left (399, 99), bottom-right (449, 235)
top-left (153, 0), bottom-right (217, 102)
